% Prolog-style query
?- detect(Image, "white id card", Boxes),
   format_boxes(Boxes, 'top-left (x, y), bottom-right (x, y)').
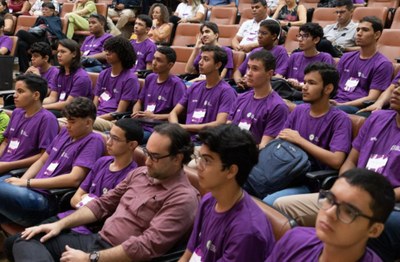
top-left (344, 77), bottom-right (359, 92)
top-left (100, 91), bottom-right (111, 102)
top-left (238, 121), bottom-right (251, 131)
top-left (366, 154), bottom-right (388, 173)
top-left (59, 92), bottom-right (67, 101)
top-left (146, 103), bottom-right (156, 112)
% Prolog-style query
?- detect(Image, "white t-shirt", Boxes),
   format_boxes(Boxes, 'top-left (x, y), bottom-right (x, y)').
top-left (175, 2), bottom-right (206, 19)
top-left (237, 17), bottom-right (271, 46)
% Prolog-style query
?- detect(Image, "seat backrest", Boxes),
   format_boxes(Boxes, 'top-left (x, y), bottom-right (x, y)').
top-left (96, 0), bottom-right (113, 5)
top-left (60, 3), bottom-right (74, 18)
top-left (352, 7), bottom-right (388, 24)
top-left (349, 114), bottom-right (366, 140)
top-left (171, 23), bottom-right (201, 46)
top-left (377, 29), bottom-right (400, 63)
top-left (14, 15), bottom-right (37, 35)
top-left (218, 24), bottom-right (240, 47)
top-left (87, 72), bottom-right (99, 91)
top-left (311, 8), bottom-right (337, 28)
top-left (9, 36), bottom-right (18, 56)
top-left (232, 50), bottom-right (246, 72)
top-left (170, 46), bottom-right (194, 75)
top-left (238, 0), bottom-right (252, 13)
top-left (210, 6), bottom-right (238, 25)
top-left (239, 8), bottom-right (253, 25)
top-left (284, 26), bottom-right (300, 54)
top-left (391, 7), bottom-right (400, 28)
top-left (133, 147), bottom-right (147, 166)
top-left (367, 0), bottom-right (399, 8)
top-left (298, 0), bottom-right (319, 9)
top-left (61, 17), bottom-right (68, 35)
top-left (95, 3), bottom-right (108, 17)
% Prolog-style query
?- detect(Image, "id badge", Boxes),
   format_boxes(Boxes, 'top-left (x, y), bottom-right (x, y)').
top-left (192, 109), bottom-right (206, 124)
top-left (83, 50), bottom-right (90, 56)
top-left (7, 138), bottom-right (20, 154)
top-left (238, 121), bottom-right (251, 131)
top-left (59, 92), bottom-right (67, 101)
top-left (146, 103), bottom-right (156, 112)
top-left (366, 154), bottom-right (388, 173)
top-left (344, 77), bottom-right (359, 92)
top-left (44, 161), bottom-right (60, 176)
top-left (100, 91), bottom-right (111, 102)
top-left (188, 248), bottom-right (202, 262)
top-left (75, 194), bottom-right (97, 208)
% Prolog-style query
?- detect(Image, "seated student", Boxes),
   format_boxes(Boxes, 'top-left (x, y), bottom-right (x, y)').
top-left (0, 74), bottom-right (58, 176)
top-left (169, 45), bottom-right (236, 140)
top-left (234, 19), bottom-right (288, 90)
top-left (267, 168), bottom-right (394, 262)
top-left (132, 46), bottom-right (186, 143)
top-left (179, 124), bottom-right (275, 262)
top-left (284, 23), bottom-right (334, 90)
top-left (43, 39), bottom-right (93, 118)
top-left (92, 36), bottom-right (139, 132)
top-left (130, 14), bottom-right (157, 72)
top-left (263, 62), bottom-right (352, 205)
top-left (25, 42), bottom-right (59, 94)
top-left (55, 118), bottom-right (143, 234)
top-left (0, 97), bottom-right (104, 227)
top-left (6, 123), bottom-right (199, 262)
top-left (0, 17), bottom-right (12, 55)
top-left (229, 50), bottom-right (288, 149)
top-left (330, 16), bottom-right (393, 115)
top-left (80, 14), bottom-right (113, 73)
top-left (185, 21), bottom-right (234, 79)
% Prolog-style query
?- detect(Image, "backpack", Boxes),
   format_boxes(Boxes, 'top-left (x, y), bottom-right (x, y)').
top-left (243, 139), bottom-right (311, 199)
top-left (271, 77), bottom-right (303, 101)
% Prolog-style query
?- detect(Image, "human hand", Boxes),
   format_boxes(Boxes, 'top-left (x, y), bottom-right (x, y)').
top-left (60, 245), bottom-right (89, 262)
top-left (21, 222), bottom-right (62, 242)
top-left (278, 128), bottom-right (303, 144)
top-left (4, 177), bottom-right (28, 187)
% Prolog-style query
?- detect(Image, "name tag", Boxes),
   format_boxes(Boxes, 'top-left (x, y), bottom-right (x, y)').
top-left (238, 121), bottom-right (251, 131)
top-left (192, 109), bottom-right (206, 123)
top-left (100, 91), bottom-right (111, 102)
top-left (344, 77), bottom-right (359, 92)
top-left (146, 103), bottom-right (156, 112)
top-left (44, 161), bottom-right (59, 176)
top-left (83, 50), bottom-right (90, 56)
top-left (59, 92), bottom-right (67, 101)
top-left (366, 154), bottom-right (388, 174)
top-left (7, 138), bottom-right (20, 154)
top-left (75, 194), bottom-right (97, 208)
top-left (189, 248), bottom-right (202, 262)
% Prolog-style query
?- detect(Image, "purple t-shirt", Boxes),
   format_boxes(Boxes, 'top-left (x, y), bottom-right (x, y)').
top-left (392, 70), bottom-right (400, 85)
top-left (285, 104), bottom-right (352, 170)
top-left (229, 90), bottom-right (289, 143)
top-left (50, 68), bottom-right (93, 101)
top-left (130, 38), bottom-right (157, 71)
top-left (81, 33), bottom-right (113, 56)
top-left (34, 128), bottom-right (105, 194)
top-left (0, 108), bottom-right (58, 162)
top-left (187, 192), bottom-right (275, 262)
top-left (239, 46), bottom-right (289, 76)
top-left (267, 227), bottom-right (382, 262)
top-left (41, 66), bottom-right (59, 90)
top-left (0, 35), bottom-right (13, 54)
top-left (335, 51), bottom-right (393, 103)
top-left (94, 68), bottom-right (139, 116)
top-left (285, 52), bottom-right (334, 82)
top-left (193, 46), bottom-right (234, 78)
top-left (352, 110), bottom-right (400, 188)
top-left (139, 73), bottom-right (185, 132)
top-left (179, 80), bottom-right (236, 125)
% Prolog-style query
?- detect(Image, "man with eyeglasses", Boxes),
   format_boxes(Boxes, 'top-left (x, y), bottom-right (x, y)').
top-left (6, 123), bottom-right (200, 262)
top-left (267, 168), bottom-right (394, 262)
top-left (179, 124), bottom-right (275, 262)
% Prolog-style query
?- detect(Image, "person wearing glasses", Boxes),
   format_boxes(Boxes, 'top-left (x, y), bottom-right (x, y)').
top-left (6, 123), bottom-right (199, 262)
top-left (179, 124), bottom-right (275, 262)
top-left (267, 168), bottom-right (394, 262)
top-left (283, 23), bottom-right (334, 91)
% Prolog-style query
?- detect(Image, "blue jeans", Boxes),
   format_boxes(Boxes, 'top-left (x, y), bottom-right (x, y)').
top-left (335, 105), bottom-right (359, 114)
top-left (0, 175), bottom-right (57, 227)
top-left (263, 185), bottom-right (311, 206)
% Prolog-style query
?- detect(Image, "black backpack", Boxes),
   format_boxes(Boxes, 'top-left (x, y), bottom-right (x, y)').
top-left (244, 139), bottom-right (311, 199)
top-left (271, 77), bottom-right (303, 101)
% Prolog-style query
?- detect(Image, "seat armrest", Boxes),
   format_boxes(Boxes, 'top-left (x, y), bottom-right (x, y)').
top-left (9, 168), bottom-right (28, 177)
top-left (110, 111), bottom-right (132, 120)
top-left (48, 188), bottom-right (76, 196)
top-left (306, 170), bottom-right (338, 180)
top-left (394, 202), bottom-right (400, 212)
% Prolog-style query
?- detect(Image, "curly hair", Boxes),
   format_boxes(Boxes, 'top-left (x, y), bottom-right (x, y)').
top-left (103, 36), bottom-right (136, 69)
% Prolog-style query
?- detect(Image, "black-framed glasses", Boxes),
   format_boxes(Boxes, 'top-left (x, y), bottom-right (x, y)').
top-left (296, 33), bottom-right (310, 40)
top-left (143, 148), bottom-right (172, 162)
top-left (318, 190), bottom-right (376, 224)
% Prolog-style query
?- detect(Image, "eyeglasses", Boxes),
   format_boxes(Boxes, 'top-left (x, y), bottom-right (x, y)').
top-left (193, 154), bottom-right (211, 169)
top-left (143, 148), bottom-right (172, 162)
top-left (106, 134), bottom-right (127, 143)
top-left (318, 190), bottom-right (376, 224)
top-left (296, 33), bottom-right (310, 40)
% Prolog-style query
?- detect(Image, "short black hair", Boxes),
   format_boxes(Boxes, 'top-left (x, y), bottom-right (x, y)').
top-left (200, 21), bottom-right (219, 35)
top-left (156, 46), bottom-right (176, 63)
top-left (30, 42), bottom-right (52, 62)
top-left (360, 16), bottom-right (383, 33)
top-left (137, 14), bottom-right (153, 28)
top-left (42, 2), bottom-right (55, 10)
top-left (304, 62), bottom-right (339, 98)
top-left (199, 124), bottom-right (258, 187)
top-left (200, 45), bottom-right (228, 74)
top-left (58, 39), bottom-right (81, 73)
top-left (153, 123), bottom-right (194, 165)
top-left (115, 118), bottom-right (144, 143)
top-left (16, 74), bottom-right (48, 102)
top-left (248, 49), bottom-right (276, 71)
top-left (251, 0), bottom-right (267, 6)
top-left (104, 36), bottom-right (136, 69)
top-left (62, 97), bottom-right (97, 120)
top-left (300, 22), bottom-right (324, 42)
top-left (260, 19), bottom-right (281, 40)
top-left (335, 0), bottom-right (354, 10)
top-left (340, 168), bottom-right (395, 224)
top-left (89, 14), bottom-right (107, 31)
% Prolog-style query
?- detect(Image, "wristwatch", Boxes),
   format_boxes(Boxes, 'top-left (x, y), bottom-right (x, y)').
top-left (288, 22), bottom-right (292, 27)
top-left (89, 251), bottom-right (100, 262)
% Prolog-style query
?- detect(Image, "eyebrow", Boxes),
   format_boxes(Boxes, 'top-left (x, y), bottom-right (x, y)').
top-left (199, 153), bottom-right (214, 160)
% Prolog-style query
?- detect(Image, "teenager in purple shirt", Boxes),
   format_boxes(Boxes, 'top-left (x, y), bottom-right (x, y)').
top-left (44, 39), bottom-right (92, 118)
top-left (284, 23), bottom-right (334, 89)
top-left (80, 14), bottom-right (113, 73)
top-left (0, 74), bottom-right (58, 176)
top-left (180, 125), bottom-right (275, 262)
top-left (234, 19), bottom-right (289, 90)
top-left (130, 14), bottom-right (157, 72)
top-left (0, 97), bottom-right (104, 227)
top-left (268, 168), bottom-right (394, 262)
top-left (132, 46), bottom-right (185, 143)
top-left (331, 16), bottom-right (393, 114)
top-left (229, 50), bottom-right (289, 148)
top-left (92, 36), bottom-right (139, 132)
top-left (0, 17), bottom-right (13, 55)
top-left (185, 22), bottom-right (234, 79)
top-left (25, 42), bottom-right (59, 93)
top-left (169, 45), bottom-right (236, 138)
